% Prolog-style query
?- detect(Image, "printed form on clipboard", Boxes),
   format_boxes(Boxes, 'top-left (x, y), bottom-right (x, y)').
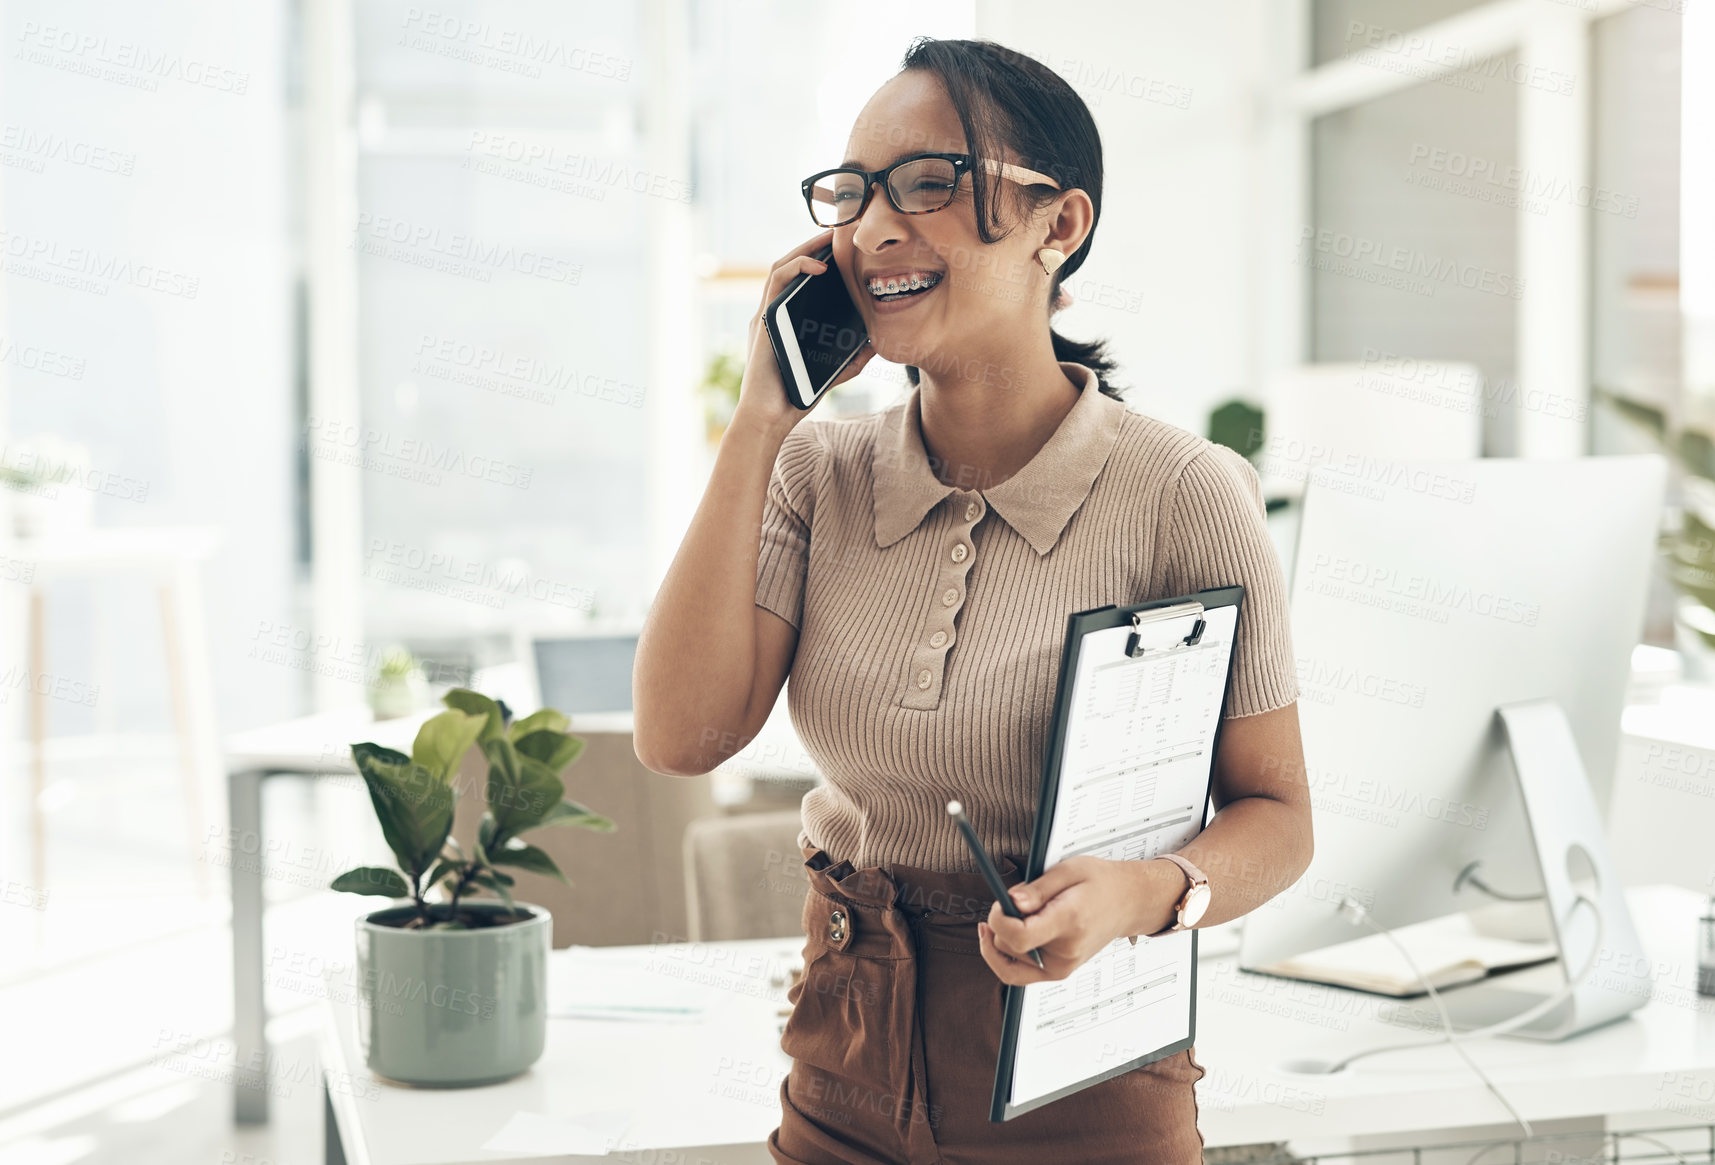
top-left (991, 585), bottom-right (1243, 1122)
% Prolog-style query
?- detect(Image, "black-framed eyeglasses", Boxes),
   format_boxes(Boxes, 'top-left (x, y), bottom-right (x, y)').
top-left (800, 151), bottom-right (1061, 228)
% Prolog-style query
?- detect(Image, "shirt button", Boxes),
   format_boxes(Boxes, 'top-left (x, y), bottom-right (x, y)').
top-left (951, 543), bottom-right (967, 563)
top-left (930, 631), bottom-right (947, 648)
top-left (965, 502), bottom-right (979, 520)
top-left (917, 669), bottom-right (932, 689)
top-left (942, 588), bottom-right (959, 606)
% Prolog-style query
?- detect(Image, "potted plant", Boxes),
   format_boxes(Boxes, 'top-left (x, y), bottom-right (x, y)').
top-left (1595, 387), bottom-right (1715, 678)
top-left (331, 687), bottom-right (615, 1086)
top-left (699, 349), bottom-right (743, 449)
top-left (0, 434), bottom-right (95, 537)
top-left (367, 643), bottom-right (429, 720)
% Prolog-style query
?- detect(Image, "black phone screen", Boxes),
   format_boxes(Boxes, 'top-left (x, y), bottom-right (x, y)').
top-left (767, 246), bottom-right (868, 408)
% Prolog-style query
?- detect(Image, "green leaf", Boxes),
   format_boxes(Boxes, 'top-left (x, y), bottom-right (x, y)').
top-left (508, 708), bottom-right (569, 739)
top-left (483, 735), bottom-right (520, 786)
top-left (1595, 387), bottom-right (1667, 441)
top-left (514, 756), bottom-right (568, 826)
top-left (488, 868), bottom-right (516, 886)
top-left (482, 737), bottom-right (521, 842)
top-left (471, 872), bottom-right (517, 912)
top-left (442, 689), bottom-right (504, 742)
top-left (352, 747), bottom-right (455, 879)
top-left (423, 857), bottom-right (462, 896)
top-left (330, 866), bottom-right (412, 897)
top-left (538, 799), bottom-right (617, 832)
top-left (483, 738), bottom-right (564, 841)
top-left (513, 728), bottom-right (585, 774)
top-left (350, 747), bottom-right (427, 874)
top-left (489, 840), bottom-right (570, 884)
top-left (514, 751), bottom-right (569, 816)
top-left (410, 709), bottom-right (486, 785)
top-left (351, 741), bottom-right (411, 772)
top-left (1208, 398), bottom-right (1265, 460)
top-left (1683, 429), bottom-right (1715, 481)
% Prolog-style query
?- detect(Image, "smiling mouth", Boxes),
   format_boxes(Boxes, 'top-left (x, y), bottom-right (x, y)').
top-left (866, 271), bottom-right (944, 302)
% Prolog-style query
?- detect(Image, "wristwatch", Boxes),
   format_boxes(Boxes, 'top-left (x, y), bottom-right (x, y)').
top-left (1130, 852), bottom-right (1211, 944)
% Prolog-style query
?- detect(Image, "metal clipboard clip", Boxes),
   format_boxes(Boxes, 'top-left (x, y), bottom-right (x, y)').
top-left (1123, 600), bottom-right (1207, 659)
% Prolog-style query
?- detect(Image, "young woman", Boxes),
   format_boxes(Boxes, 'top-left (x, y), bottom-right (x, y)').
top-left (634, 36), bottom-right (1313, 1165)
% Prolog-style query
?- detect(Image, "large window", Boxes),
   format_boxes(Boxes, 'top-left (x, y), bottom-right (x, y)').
top-left (344, 2), bottom-right (654, 673)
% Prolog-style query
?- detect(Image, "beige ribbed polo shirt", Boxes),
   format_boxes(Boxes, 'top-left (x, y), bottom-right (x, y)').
top-left (755, 360), bottom-right (1299, 872)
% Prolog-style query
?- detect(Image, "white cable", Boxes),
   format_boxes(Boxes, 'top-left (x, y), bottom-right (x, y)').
top-left (1329, 894), bottom-right (1603, 1061)
top-left (1315, 892), bottom-right (1605, 1141)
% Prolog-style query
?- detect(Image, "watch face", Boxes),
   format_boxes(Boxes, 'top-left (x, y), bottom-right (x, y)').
top-left (1183, 885), bottom-right (1212, 927)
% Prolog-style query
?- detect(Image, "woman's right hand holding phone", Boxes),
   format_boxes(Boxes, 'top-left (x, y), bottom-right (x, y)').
top-left (730, 228), bottom-right (876, 441)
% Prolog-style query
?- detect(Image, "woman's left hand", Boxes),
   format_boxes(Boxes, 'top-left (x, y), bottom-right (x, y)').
top-left (977, 856), bottom-right (1158, 985)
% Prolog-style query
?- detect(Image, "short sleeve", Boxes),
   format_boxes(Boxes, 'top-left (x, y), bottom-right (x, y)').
top-left (754, 423), bottom-right (821, 632)
top-left (1160, 445), bottom-right (1299, 718)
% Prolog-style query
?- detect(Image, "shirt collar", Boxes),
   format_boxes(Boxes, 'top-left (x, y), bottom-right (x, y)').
top-left (872, 361), bottom-right (1126, 556)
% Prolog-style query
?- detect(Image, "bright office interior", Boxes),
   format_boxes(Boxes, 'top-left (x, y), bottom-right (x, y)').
top-left (1, 0), bottom-right (1713, 1163)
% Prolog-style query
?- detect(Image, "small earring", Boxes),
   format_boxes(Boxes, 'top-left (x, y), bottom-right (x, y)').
top-left (1036, 247), bottom-right (1066, 276)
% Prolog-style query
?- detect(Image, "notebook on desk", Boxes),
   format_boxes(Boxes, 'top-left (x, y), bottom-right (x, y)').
top-left (1249, 911), bottom-right (1560, 997)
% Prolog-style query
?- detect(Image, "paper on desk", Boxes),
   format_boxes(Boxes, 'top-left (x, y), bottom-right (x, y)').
top-left (549, 946), bottom-right (708, 1020)
top-left (1007, 604), bottom-right (1237, 1111)
top-left (481, 1108), bottom-right (632, 1155)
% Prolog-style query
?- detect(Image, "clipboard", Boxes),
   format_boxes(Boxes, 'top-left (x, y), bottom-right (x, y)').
top-left (990, 585), bottom-right (1244, 1121)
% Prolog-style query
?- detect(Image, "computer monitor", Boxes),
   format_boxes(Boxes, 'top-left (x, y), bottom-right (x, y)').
top-left (520, 626), bottom-right (640, 717)
top-left (1240, 455), bottom-right (1667, 1002)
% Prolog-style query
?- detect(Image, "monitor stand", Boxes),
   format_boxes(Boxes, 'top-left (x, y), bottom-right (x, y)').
top-left (1434, 698), bottom-right (1653, 1040)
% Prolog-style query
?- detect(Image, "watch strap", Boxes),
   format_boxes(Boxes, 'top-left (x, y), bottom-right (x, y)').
top-left (1128, 852), bottom-right (1208, 944)
top-left (1157, 851), bottom-right (1207, 892)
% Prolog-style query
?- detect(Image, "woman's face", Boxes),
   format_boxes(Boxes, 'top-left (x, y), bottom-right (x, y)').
top-left (832, 71), bottom-right (1073, 377)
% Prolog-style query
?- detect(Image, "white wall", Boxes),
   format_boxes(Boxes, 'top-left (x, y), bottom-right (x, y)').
top-left (977, 0), bottom-right (1274, 437)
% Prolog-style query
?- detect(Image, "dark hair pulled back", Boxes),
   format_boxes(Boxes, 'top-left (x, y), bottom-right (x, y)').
top-left (896, 36), bottom-right (1124, 401)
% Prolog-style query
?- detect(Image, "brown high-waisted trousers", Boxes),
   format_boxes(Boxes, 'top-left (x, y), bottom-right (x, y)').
top-left (768, 845), bottom-right (1207, 1165)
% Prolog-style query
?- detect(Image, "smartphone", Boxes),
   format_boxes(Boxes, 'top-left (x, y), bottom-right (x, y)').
top-left (763, 243), bottom-right (869, 410)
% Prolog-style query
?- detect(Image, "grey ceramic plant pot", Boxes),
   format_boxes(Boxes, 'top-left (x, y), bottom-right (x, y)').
top-left (355, 900), bottom-right (550, 1087)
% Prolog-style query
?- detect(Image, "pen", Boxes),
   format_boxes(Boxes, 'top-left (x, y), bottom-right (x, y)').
top-left (947, 800), bottom-right (1046, 970)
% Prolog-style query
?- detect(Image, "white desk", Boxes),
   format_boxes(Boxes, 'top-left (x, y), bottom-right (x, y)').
top-left (1192, 884), bottom-right (1715, 1144)
top-left (320, 885), bottom-right (1715, 1164)
top-left (321, 936), bottom-right (799, 1165)
top-left (226, 694), bottom-right (806, 1125)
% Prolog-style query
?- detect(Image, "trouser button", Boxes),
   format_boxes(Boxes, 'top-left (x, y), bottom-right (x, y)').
top-left (828, 908), bottom-right (847, 942)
